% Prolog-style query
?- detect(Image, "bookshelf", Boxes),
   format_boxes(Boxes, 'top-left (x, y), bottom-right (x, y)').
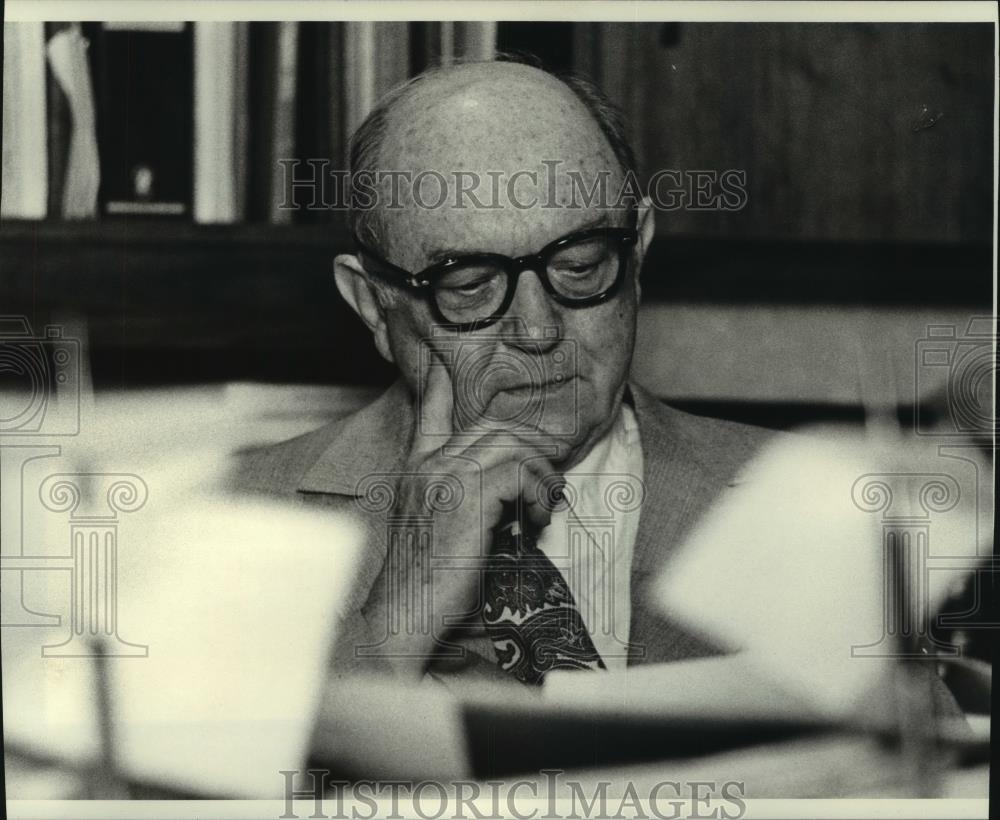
top-left (2, 21), bottom-right (500, 226)
top-left (4, 21), bottom-right (993, 235)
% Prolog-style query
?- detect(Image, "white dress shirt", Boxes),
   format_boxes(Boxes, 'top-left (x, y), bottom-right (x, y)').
top-left (535, 404), bottom-right (643, 671)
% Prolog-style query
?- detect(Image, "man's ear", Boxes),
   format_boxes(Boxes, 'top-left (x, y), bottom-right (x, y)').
top-left (334, 254), bottom-right (395, 364)
top-left (632, 196), bottom-right (656, 299)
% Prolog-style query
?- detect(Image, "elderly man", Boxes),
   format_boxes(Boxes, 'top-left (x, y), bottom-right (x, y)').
top-left (239, 59), bottom-right (776, 687)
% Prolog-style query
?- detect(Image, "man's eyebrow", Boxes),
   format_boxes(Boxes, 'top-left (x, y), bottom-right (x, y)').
top-left (422, 214), bottom-right (613, 264)
top-left (560, 213), bottom-right (612, 235)
top-left (423, 245), bottom-right (472, 265)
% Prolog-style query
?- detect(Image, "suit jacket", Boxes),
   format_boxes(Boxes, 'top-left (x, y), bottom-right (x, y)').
top-left (233, 379), bottom-right (967, 729)
top-left (234, 380), bottom-right (778, 681)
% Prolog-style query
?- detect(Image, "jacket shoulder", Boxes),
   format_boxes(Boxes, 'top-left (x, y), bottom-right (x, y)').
top-left (230, 419), bottom-right (348, 498)
top-left (661, 403), bottom-right (780, 475)
top-left (231, 382), bottom-right (408, 498)
top-left (634, 387), bottom-right (782, 486)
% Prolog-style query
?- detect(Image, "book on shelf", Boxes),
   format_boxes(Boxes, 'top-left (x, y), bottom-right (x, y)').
top-left (193, 22), bottom-right (250, 224)
top-left (247, 22), bottom-right (300, 225)
top-left (2, 22), bottom-right (48, 220)
top-left (48, 24), bottom-right (101, 219)
top-left (44, 23), bottom-right (71, 219)
top-left (3, 21), bottom-right (502, 227)
top-left (85, 22), bottom-right (193, 219)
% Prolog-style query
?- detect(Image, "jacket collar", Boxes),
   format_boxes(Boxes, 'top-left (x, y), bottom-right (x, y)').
top-left (298, 380), bottom-right (414, 495)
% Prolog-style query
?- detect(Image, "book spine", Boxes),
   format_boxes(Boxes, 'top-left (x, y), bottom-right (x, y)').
top-left (46, 24), bottom-right (101, 220)
top-left (269, 22), bottom-right (299, 225)
top-left (327, 22), bottom-right (346, 175)
top-left (343, 22), bottom-right (377, 141)
top-left (456, 23), bottom-right (497, 62)
top-left (246, 23), bottom-right (277, 223)
top-left (193, 22), bottom-right (249, 224)
top-left (1, 22), bottom-right (48, 219)
top-left (342, 23), bottom-right (411, 142)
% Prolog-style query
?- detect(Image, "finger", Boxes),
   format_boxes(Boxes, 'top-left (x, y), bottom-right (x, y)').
top-left (481, 451), bottom-right (560, 526)
top-left (413, 343), bottom-right (455, 460)
top-left (516, 458), bottom-right (562, 531)
top-left (440, 430), bottom-right (560, 462)
top-left (439, 433), bottom-right (559, 502)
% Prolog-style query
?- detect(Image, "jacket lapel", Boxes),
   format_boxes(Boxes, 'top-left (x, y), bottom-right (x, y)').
top-left (298, 380), bottom-right (413, 496)
top-left (626, 384), bottom-right (732, 664)
top-left (296, 381), bottom-right (415, 610)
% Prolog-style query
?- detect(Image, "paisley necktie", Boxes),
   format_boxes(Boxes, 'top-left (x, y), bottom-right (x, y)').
top-left (482, 501), bottom-right (605, 684)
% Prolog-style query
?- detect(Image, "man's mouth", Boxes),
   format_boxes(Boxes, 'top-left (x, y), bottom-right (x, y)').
top-left (493, 375), bottom-right (574, 399)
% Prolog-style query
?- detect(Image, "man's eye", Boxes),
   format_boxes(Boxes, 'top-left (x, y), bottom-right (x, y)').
top-left (440, 277), bottom-right (492, 295)
top-left (452, 281), bottom-right (489, 295)
top-left (551, 262), bottom-right (599, 277)
top-left (437, 268), bottom-right (500, 294)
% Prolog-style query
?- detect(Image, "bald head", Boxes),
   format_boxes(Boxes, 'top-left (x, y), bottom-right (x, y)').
top-left (348, 60), bottom-right (636, 257)
top-left (382, 62), bottom-right (615, 184)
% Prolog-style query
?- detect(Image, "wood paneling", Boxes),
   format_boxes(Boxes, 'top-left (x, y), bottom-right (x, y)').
top-left (632, 303), bottom-right (981, 405)
top-left (586, 23), bottom-right (994, 243)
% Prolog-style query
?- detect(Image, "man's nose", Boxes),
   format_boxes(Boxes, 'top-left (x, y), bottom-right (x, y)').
top-left (498, 268), bottom-right (562, 351)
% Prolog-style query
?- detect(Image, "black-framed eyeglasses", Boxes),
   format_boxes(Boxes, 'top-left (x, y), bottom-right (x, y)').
top-left (354, 215), bottom-right (639, 332)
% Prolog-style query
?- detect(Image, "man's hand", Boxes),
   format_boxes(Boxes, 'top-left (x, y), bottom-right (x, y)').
top-left (360, 345), bottom-right (563, 677)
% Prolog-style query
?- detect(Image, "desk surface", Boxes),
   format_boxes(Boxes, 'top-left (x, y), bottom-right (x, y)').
top-left (5, 735), bottom-right (990, 801)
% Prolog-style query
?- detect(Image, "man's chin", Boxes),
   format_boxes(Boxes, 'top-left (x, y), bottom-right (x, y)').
top-left (504, 420), bottom-right (592, 468)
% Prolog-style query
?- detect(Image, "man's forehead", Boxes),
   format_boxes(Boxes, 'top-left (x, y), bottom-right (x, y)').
top-left (382, 63), bottom-right (617, 178)
top-left (402, 202), bottom-right (620, 263)
top-left (371, 63), bottom-right (627, 263)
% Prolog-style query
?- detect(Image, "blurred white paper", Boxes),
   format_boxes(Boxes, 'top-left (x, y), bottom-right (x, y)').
top-left (316, 675), bottom-right (473, 780)
top-left (544, 654), bottom-right (823, 723)
top-left (2, 494), bottom-right (362, 797)
top-left (656, 429), bottom-right (992, 717)
top-left (653, 428), bottom-right (982, 719)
